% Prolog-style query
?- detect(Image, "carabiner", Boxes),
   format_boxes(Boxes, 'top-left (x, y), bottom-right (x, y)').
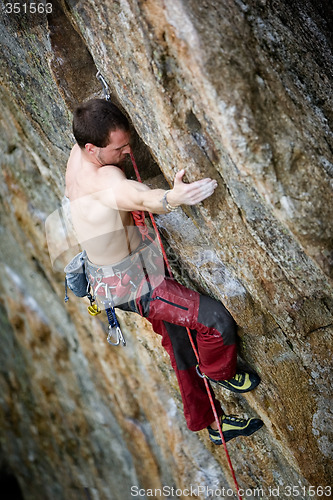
top-left (107, 325), bottom-right (126, 346)
top-left (96, 71), bottom-right (111, 101)
top-left (195, 364), bottom-right (206, 379)
top-left (87, 303), bottom-right (101, 316)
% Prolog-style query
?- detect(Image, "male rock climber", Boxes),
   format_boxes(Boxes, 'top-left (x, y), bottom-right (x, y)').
top-left (65, 98), bottom-right (263, 444)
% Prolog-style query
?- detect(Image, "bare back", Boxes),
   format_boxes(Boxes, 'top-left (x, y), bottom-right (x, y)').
top-left (65, 145), bottom-right (141, 265)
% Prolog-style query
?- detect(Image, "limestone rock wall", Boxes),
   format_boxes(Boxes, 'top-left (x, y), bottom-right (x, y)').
top-left (0, 1), bottom-right (332, 499)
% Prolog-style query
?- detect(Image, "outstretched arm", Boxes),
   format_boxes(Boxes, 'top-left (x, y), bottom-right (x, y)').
top-left (101, 167), bottom-right (218, 213)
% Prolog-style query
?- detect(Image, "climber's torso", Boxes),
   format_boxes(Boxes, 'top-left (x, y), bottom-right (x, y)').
top-left (65, 144), bottom-right (141, 265)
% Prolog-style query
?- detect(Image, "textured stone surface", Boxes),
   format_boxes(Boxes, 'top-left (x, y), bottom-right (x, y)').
top-left (0, 0), bottom-right (332, 499)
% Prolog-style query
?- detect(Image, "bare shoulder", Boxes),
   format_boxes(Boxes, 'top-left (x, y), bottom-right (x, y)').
top-left (96, 166), bottom-right (149, 194)
top-left (93, 165), bottom-right (127, 207)
top-left (95, 165), bottom-right (127, 188)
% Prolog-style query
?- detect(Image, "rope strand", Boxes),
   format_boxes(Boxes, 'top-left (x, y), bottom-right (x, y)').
top-left (129, 150), bottom-right (242, 500)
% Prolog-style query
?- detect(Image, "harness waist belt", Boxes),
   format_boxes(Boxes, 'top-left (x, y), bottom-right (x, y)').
top-left (86, 239), bottom-right (149, 278)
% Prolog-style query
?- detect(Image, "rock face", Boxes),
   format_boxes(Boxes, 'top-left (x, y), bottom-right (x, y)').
top-left (0, 0), bottom-right (332, 498)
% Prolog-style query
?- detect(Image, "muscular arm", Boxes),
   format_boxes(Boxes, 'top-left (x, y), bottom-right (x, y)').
top-left (117, 180), bottom-right (170, 214)
top-left (98, 166), bottom-right (218, 214)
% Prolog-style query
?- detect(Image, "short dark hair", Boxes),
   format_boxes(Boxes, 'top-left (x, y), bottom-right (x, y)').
top-left (72, 99), bottom-right (130, 148)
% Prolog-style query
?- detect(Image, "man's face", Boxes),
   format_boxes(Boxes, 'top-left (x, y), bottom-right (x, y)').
top-left (96, 129), bottom-right (131, 166)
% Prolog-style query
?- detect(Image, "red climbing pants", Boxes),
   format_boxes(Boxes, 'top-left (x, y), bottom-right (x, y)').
top-left (87, 244), bottom-right (237, 431)
top-left (143, 277), bottom-right (237, 431)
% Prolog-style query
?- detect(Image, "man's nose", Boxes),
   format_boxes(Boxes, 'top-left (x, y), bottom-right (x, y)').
top-left (123, 145), bottom-right (131, 155)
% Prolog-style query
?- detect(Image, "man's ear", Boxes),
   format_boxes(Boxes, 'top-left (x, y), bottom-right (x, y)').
top-left (85, 143), bottom-right (97, 155)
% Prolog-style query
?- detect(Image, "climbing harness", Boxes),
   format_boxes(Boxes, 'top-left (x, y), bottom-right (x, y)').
top-left (83, 234), bottom-right (163, 346)
top-left (64, 250), bottom-right (126, 346)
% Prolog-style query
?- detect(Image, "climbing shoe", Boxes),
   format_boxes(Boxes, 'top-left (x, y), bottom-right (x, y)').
top-left (208, 415), bottom-right (264, 445)
top-left (209, 370), bottom-right (261, 393)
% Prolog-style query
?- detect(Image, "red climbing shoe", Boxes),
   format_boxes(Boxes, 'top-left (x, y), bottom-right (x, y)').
top-left (208, 415), bottom-right (264, 444)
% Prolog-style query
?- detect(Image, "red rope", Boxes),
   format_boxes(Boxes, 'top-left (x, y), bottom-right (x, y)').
top-left (131, 210), bottom-right (155, 243)
top-left (129, 151), bottom-right (242, 500)
top-left (130, 152), bottom-right (172, 271)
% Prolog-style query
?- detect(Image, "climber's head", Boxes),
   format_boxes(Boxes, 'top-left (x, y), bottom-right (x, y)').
top-left (73, 99), bottom-right (131, 166)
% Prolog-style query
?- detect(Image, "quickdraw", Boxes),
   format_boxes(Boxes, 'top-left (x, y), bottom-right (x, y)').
top-left (105, 306), bottom-right (126, 347)
top-left (103, 283), bottom-right (126, 346)
top-left (90, 277), bottom-right (126, 347)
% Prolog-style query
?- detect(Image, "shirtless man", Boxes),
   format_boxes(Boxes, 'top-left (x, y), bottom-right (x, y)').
top-left (65, 99), bottom-right (263, 444)
top-left (65, 101), bottom-right (217, 265)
